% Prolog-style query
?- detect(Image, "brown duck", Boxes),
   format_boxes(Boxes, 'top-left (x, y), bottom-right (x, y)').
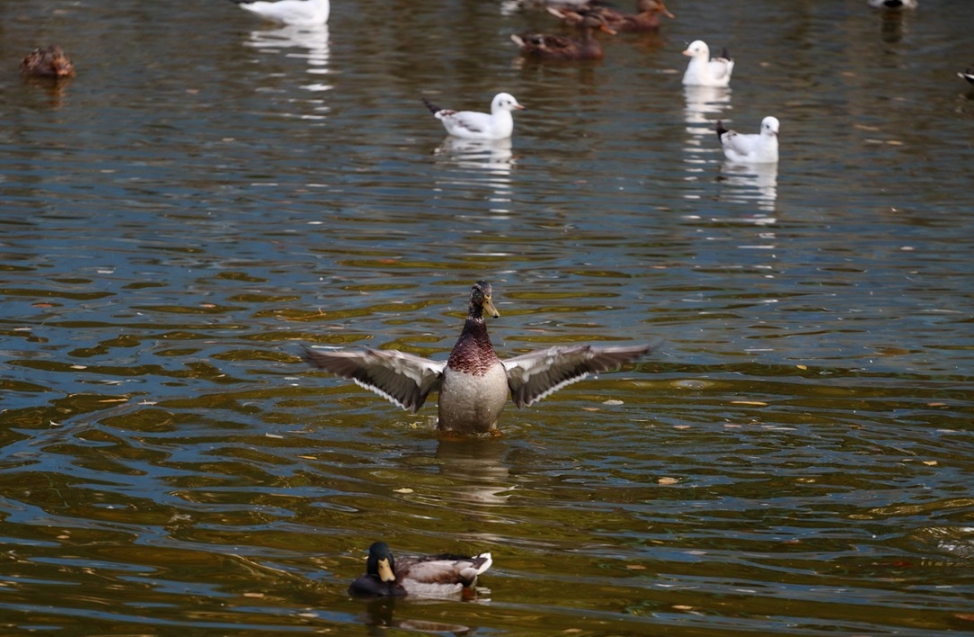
top-left (548, 0), bottom-right (675, 33)
top-left (511, 13), bottom-right (616, 61)
top-left (20, 45), bottom-right (75, 79)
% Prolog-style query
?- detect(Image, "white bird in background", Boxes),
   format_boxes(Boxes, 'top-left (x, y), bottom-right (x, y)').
top-left (682, 40), bottom-right (734, 88)
top-left (229, 0), bottom-right (330, 26)
top-left (716, 117), bottom-right (780, 164)
top-left (868, 0), bottom-right (917, 9)
top-left (422, 93), bottom-right (525, 141)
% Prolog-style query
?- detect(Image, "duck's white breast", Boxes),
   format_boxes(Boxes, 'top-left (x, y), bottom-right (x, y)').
top-left (438, 363), bottom-right (509, 433)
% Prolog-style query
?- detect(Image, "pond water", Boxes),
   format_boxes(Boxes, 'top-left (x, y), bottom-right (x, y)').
top-left (1, 0), bottom-right (973, 634)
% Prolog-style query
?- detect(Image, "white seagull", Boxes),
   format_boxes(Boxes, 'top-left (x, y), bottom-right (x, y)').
top-left (716, 117), bottom-right (779, 164)
top-left (682, 40), bottom-right (734, 88)
top-left (229, 0), bottom-right (330, 26)
top-left (422, 93), bottom-right (525, 141)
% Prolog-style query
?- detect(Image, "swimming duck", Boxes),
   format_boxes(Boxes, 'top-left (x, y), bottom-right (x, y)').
top-left (682, 40), bottom-right (734, 87)
top-left (20, 45), bottom-right (75, 79)
top-left (349, 542), bottom-right (492, 598)
top-left (547, 0), bottom-right (674, 33)
top-left (422, 93), bottom-right (524, 141)
top-left (716, 117), bottom-right (779, 164)
top-left (229, 0), bottom-right (329, 25)
top-left (958, 68), bottom-right (974, 84)
top-left (511, 13), bottom-right (616, 61)
top-left (302, 281), bottom-right (652, 435)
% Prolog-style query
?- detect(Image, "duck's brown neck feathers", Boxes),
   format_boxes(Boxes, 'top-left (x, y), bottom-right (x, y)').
top-left (448, 317), bottom-right (500, 375)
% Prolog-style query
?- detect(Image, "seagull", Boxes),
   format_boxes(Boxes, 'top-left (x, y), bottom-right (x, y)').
top-left (422, 93), bottom-right (525, 141)
top-left (302, 281), bottom-right (653, 435)
top-left (868, 0), bottom-right (917, 9)
top-left (958, 68), bottom-right (974, 84)
top-left (715, 117), bottom-right (780, 164)
top-left (682, 40), bottom-right (734, 88)
top-left (229, 0), bottom-right (330, 26)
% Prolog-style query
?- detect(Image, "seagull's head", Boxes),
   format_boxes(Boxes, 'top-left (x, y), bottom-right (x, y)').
top-left (492, 93), bottom-right (525, 113)
top-left (761, 116), bottom-right (780, 137)
top-left (682, 40), bottom-right (709, 59)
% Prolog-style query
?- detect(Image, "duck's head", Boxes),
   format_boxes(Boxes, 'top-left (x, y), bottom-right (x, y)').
top-left (581, 14), bottom-right (617, 34)
top-left (470, 281), bottom-right (501, 319)
top-left (366, 542), bottom-right (397, 583)
top-left (638, 0), bottom-right (675, 19)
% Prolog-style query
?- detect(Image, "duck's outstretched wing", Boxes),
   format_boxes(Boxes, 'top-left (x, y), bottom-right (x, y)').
top-left (503, 344), bottom-right (654, 408)
top-left (301, 345), bottom-right (445, 412)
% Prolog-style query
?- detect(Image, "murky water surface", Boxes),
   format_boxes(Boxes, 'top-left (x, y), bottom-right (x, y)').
top-left (1, 0), bottom-right (973, 634)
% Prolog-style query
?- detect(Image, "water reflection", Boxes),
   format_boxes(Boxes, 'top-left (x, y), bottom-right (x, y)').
top-left (435, 439), bottom-right (514, 506)
top-left (357, 597), bottom-right (481, 634)
top-left (682, 86), bottom-right (731, 192)
top-left (20, 75), bottom-right (74, 109)
top-left (432, 137), bottom-right (516, 215)
top-left (717, 161), bottom-right (778, 214)
top-left (244, 23), bottom-right (332, 92)
top-left (878, 10), bottom-right (909, 43)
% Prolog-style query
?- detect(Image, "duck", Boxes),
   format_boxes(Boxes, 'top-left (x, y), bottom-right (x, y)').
top-left (958, 68), bottom-right (974, 84)
top-left (547, 0), bottom-right (674, 33)
top-left (228, 0), bottom-right (329, 26)
top-left (302, 281), bottom-right (653, 435)
top-left (868, 0), bottom-right (917, 9)
top-left (422, 93), bottom-right (524, 141)
top-left (20, 45), bottom-right (75, 79)
top-left (682, 40), bottom-right (734, 88)
top-left (511, 13), bottom-right (616, 61)
top-left (716, 117), bottom-right (779, 164)
top-left (349, 542), bottom-right (492, 598)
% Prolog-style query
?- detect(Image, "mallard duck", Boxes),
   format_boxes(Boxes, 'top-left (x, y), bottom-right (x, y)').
top-left (511, 13), bottom-right (616, 61)
top-left (349, 542), bottom-right (492, 598)
top-left (302, 281), bottom-right (652, 435)
top-left (20, 45), bottom-right (75, 79)
top-left (422, 93), bottom-right (524, 141)
top-left (547, 0), bottom-right (674, 33)
top-left (682, 40), bottom-right (734, 88)
top-left (716, 117), bottom-right (779, 164)
top-left (868, 0), bottom-right (917, 9)
top-left (229, 0), bottom-right (329, 25)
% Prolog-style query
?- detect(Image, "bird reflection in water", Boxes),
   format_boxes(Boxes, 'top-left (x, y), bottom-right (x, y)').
top-left (358, 597), bottom-right (478, 634)
top-left (717, 161), bottom-right (779, 216)
top-left (434, 437), bottom-right (514, 506)
top-left (244, 23), bottom-right (332, 93)
top-left (682, 85), bottom-right (732, 194)
top-left (432, 137), bottom-right (516, 216)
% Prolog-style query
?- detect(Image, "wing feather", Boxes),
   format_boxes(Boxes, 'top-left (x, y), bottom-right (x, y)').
top-left (503, 344), bottom-right (654, 408)
top-left (301, 345), bottom-right (445, 412)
